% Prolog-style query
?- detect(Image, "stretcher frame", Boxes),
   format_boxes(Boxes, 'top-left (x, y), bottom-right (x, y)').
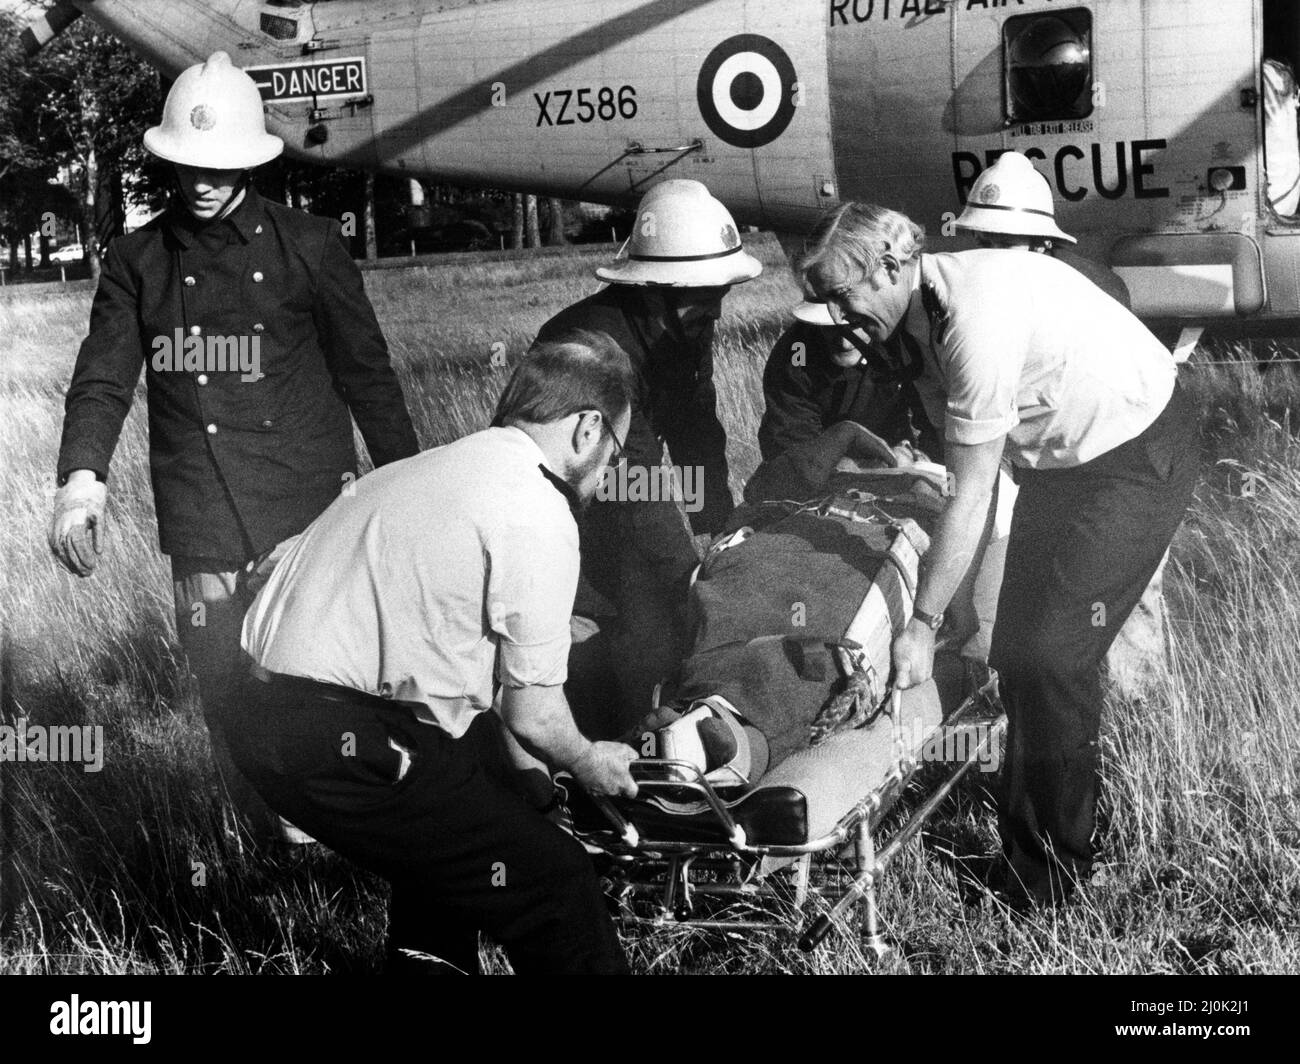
top-left (570, 678), bottom-right (1005, 955)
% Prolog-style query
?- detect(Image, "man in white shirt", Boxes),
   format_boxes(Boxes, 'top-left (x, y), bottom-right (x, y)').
top-left (800, 203), bottom-right (1197, 907)
top-left (953, 150), bottom-right (1176, 700)
top-left (231, 338), bottom-right (638, 974)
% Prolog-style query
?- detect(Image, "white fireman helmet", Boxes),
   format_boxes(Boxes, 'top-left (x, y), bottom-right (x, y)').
top-left (596, 179), bottom-right (763, 287)
top-left (956, 150), bottom-right (1076, 245)
top-left (792, 299), bottom-right (837, 326)
top-left (144, 51), bottom-right (283, 170)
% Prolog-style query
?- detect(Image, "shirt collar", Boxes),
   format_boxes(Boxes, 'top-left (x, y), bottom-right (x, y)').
top-left (167, 185), bottom-right (267, 249)
top-left (538, 465), bottom-right (582, 514)
top-left (902, 256), bottom-right (931, 344)
top-left (501, 424), bottom-right (553, 471)
top-left (496, 425), bottom-right (582, 512)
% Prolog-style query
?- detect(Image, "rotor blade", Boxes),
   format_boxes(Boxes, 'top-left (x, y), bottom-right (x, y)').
top-left (20, 2), bottom-right (83, 58)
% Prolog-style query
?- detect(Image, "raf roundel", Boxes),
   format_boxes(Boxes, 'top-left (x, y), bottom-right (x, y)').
top-left (697, 34), bottom-right (798, 149)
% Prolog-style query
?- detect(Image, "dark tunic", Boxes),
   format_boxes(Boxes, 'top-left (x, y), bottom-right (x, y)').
top-left (534, 284), bottom-right (733, 535)
top-left (57, 187), bottom-right (420, 561)
top-left (747, 322), bottom-right (935, 502)
top-left (532, 284), bottom-right (733, 718)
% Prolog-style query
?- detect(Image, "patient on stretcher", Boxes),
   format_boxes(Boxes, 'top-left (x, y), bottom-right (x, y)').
top-left (622, 449), bottom-right (971, 793)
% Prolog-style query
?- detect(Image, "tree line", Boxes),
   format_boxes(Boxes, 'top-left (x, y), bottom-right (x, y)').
top-left (0, 9), bottom-right (626, 283)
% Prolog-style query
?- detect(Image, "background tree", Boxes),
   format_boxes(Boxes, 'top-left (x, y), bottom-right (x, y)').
top-left (544, 197), bottom-right (568, 246)
top-left (511, 193), bottom-right (524, 250)
top-left (524, 193), bottom-right (541, 248)
top-left (2, 4), bottom-right (609, 274)
top-left (0, 12), bottom-right (42, 185)
top-left (1, 10), bottom-right (61, 271)
top-left (13, 7), bottom-right (161, 279)
top-left (363, 171), bottom-right (378, 260)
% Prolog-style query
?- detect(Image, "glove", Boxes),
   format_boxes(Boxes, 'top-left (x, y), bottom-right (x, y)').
top-left (48, 476), bottom-right (108, 577)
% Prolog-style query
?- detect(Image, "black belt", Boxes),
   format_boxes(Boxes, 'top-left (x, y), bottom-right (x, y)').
top-left (258, 671), bottom-right (427, 718)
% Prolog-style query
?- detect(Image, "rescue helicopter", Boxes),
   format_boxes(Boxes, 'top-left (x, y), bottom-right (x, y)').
top-left (18, 0), bottom-right (1299, 340)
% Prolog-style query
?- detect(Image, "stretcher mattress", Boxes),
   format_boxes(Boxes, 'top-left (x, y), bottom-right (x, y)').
top-left (678, 471), bottom-right (945, 766)
top-left (572, 470), bottom-right (970, 848)
top-left (569, 659), bottom-right (969, 847)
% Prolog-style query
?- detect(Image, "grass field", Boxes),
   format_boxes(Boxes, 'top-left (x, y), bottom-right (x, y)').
top-left (1, 240), bottom-right (1297, 974)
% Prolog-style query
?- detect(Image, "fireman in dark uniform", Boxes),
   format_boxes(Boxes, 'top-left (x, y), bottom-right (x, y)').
top-left (47, 52), bottom-right (419, 847)
top-left (532, 180), bottom-right (762, 733)
top-left (746, 298), bottom-right (939, 504)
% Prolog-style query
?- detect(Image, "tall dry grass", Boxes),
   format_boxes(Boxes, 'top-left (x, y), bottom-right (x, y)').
top-left (0, 245), bottom-right (1296, 973)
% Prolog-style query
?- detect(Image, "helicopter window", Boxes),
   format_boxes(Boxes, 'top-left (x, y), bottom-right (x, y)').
top-left (1003, 9), bottom-right (1094, 124)
top-left (260, 13), bottom-right (300, 41)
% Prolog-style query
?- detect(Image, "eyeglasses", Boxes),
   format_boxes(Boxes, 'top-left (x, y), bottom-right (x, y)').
top-left (603, 418), bottom-right (627, 466)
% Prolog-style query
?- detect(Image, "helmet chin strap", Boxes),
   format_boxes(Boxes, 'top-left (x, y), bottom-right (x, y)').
top-left (845, 327), bottom-right (873, 363)
top-left (216, 171), bottom-right (252, 220)
top-left (637, 288), bottom-right (684, 342)
top-left (171, 168), bottom-right (252, 223)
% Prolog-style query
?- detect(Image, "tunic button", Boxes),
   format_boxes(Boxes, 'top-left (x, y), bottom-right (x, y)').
top-left (197, 373), bottom-right (208, 386)
top-left (183, 275), bottom-right (196, 287)
top-left (252, 270), bottom-right (264, 282)
top-left (255, 224), bottom-right (263, 235)
top-left (189, 325), bottom-right (201, 336)
top-left (252, 322), bottom-right (265, 333)
top-left (206, 423), bottom-right (217, 435)
top-left (261, 419), bottom-right (274, 428)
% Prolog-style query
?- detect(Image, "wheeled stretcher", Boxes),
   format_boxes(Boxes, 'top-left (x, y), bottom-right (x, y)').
top-left (561, 468), bottom-right (1007, 953)
top-left (563, 663), bottom-right (1003, 953)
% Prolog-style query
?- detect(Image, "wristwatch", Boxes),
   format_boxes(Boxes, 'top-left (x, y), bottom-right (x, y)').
top-left (912, 607), bottom-right (944, 631)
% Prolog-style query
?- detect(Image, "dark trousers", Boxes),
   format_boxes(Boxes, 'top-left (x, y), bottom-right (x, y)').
top-left (172, 543), bottom-right (302, 846)
top-left (225, 675), bottom-right (628, 974)
top-left (988, 384), bottom-right (1198, 902)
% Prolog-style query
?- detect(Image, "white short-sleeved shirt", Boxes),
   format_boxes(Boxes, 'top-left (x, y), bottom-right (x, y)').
top-left (241, 426), bottom-right (579, 738)
top-left (903, 250), bottom-right (1175, 469)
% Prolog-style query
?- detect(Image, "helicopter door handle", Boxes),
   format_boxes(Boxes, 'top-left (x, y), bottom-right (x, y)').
top-left (626, 140), bottom-right (703, 155)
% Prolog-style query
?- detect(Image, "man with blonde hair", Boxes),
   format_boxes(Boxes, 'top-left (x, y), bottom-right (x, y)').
top-left (798, 201), bottom-right (1196, 907)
